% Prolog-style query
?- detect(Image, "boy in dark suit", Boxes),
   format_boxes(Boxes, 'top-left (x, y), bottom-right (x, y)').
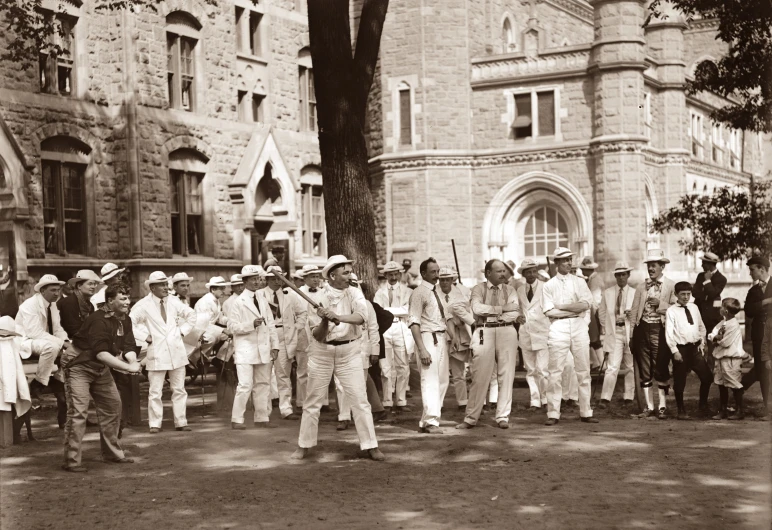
top-left (742, 256), bottom-right (772, 411)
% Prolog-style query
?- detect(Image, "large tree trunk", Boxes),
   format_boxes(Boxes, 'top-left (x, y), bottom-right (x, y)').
top-left (308, 0), bottom-right (388, 297)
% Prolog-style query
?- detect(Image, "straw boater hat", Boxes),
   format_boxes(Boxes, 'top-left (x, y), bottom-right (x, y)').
top-left (503, 260), bottom-right (515, 276)
top-left (537, 270), bottom-right (550, 282)
top-left (240, 265), bottom-right (264, 278)
top-left (517, 258), bottom-right (539, 274)
top-left (348, 272), bottom-right (360, 285)
top-left (701, 252), bottom-right (720, 264)
top-left (299, 265), bottom-right (322, 277)
top-left (33, 274), bottom-right (64, 293)
top-left (68, 269), bottom-right (102, 287)
top-left (229, 274), bottom-right (243, 285)
top-left (264, 265), bottom-right (283, 278)
top-left (438, 267), bottom-right (457, 279)
top-left (381, 261), bottom-right (403, 274)
top-left (100, 262), bottom-right (125, 282)
top-left (205, 276), bottom-right (230, 289)
top-left (144, 271), bottom-right (169, 289)
top-left (642, 248), bottom-right (670, 264)
top-left (171, 272), bottom-right (194, 284)
top-left (551, 247), bottom-right (574, 260)
top-left (579, 256), bottom-right (598, 270)
top-left (612, 261), bottom-right (634, 274)
top-left (322, 255), bottom-right (353, 279)
top-left (0, 315), bottom-right (21, 337)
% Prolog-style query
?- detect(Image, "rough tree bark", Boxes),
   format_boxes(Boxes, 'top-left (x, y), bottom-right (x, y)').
top-left (308, 0), bottom-right (388, 297)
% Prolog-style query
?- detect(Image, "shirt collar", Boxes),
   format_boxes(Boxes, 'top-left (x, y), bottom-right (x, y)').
top-left (38, 294), bottom-right (50, 308)
top-left (152, 294), bottom-right (167, 304)
top-left (556, 273), bottom-right (570, 281)
top-left (421, 280), bottom-right (435, 290)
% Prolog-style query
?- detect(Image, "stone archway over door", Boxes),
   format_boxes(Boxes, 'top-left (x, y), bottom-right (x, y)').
top-left (482, 171), bottom-right (592, 266)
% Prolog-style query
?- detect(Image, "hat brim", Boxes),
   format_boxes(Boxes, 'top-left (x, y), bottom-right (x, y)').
top-left (382, 267), bottom-right (403, 274)
top-left (700, 258), bottom-right (718, 264)
top-left (172, 276), bottom-right (194, 284)
top-left (34, 280), bottom-right (65, 292)
top-left (643, 257), bottom-right (670, 264)
top-left (613, 268), bottom-right (634, 274)
top-left (101, 268), bottom-right (125, 282)
top-left (517, 265), bottom-right (538, 274)
top-left (552, 253), bottom-right (574, 260)
top-left (580, 263), bottom-right (598, 269)
top-left (206, 283), bottom-right (231, 289)
top-left (144, 277), bottom-right (170, 288)
top-left (322, 260), bottom-right (354, 279)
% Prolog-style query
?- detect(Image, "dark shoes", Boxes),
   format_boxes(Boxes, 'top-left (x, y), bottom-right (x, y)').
top-left (420, 425), bottom-right (442, 434)
top-left (455, 421), bottom-right (474, 430)
top-left (254, 422), bottom-right (276, 429)
top-left (232, 422), bottom-right (247, 430)
top-left (395, 405), bottom-right (412, 413)
top-left (657, 408), bottom-right (667, 420)
top-left (337, 420), bottom-right (350, 431)
top-left (105, 457), bottom-right (134, 464)
top-left (175, 426), bottom-right (192, 432)
top-left (62, 465), bottom-right (87, 473)
top-left (372, 410), bottom-right (389, 422)
top-left (728, 412), bottom-right (745, 420)
top-left (149, 427), bottom-right (162, 434)
top-left (580, 417), bottom-right (599, 424)
top-left (498, 421), bottom-right (509, 429)
top-left (544, 418), bottom-right (559, 426)
top-left (676, 410), bottom-right (691, 421)
top-left (712, 411), bottom-right (728, 420)
top-left (282, 413), bottom-right (300, 420)
top-left (597, 400), bottom-right (610, 410)
top-left (368, 448), bottom-right (385, 461)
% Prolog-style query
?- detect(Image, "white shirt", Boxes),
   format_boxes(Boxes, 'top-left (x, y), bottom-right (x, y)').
top-left (308, 285), bottom-right (367, 342)
top-left (542, 273), bottom-right (593, 320)
top-left (665, 302), bottom-right (706, 354)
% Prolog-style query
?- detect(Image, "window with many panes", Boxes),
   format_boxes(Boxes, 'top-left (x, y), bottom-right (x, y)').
top-left (711, 123), bottom-right (724, 165)
top-left (511, 89), bottom-right (556, 140)
top-left (728, 129), bottom-right (742, 170)
top-left (689, 112), bottom-right (704, 159)
top-left (301, 184), bottom-right (326, 256)
top-left (170, 170), bottom-right (204, 255)
top-left (298, 49), bottom-right (317, 132)
top-left (398, 82), bottom-right (412, 146)
top-left (166, 11), bottom-right (200, 112)
top-left (521, 206), bottom-right (569, 258)
top-left (40, 136), bottom-right (91, 256)
top-left (39, 12), bottom-right (76, 96)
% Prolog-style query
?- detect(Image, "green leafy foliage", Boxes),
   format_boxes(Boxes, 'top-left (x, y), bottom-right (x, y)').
top-left (650, 181), bottom-right (772, 261)
top-left (648, 0), bottom-right (772, 133)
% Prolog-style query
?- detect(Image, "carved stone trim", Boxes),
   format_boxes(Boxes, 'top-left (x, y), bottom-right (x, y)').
top-left (538, 0), bottom-right (593, 24)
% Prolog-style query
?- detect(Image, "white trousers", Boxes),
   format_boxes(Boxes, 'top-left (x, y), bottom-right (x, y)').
top-left (546, 319), bottom-right (593, 419)
top-left (232, 363), bottom-right (272, 423)
top-left (147, 367), bottom-right (187, 428)
top-left (28, 339), bottom-right (61, 385)
top-left (522, 345), bottom-right (548, 407)
top-left (465, 326), bottom-right (518, 424)
top-left (561, 353), bottom-right (579, 400)
top-left (295, 348), bottom-right (308, 408)
top-left (488, 365), bottom-right (499, 403)
top-left (272, 332), bottom-right (294, 417)
top-left (418, 332), bottom-right (449, 428)
top-left (381, 322), bottom-right (410, 407)
top-left (449, 355), bottom-right (468, 406)
top-left (600, 327), bottom-right (635, 401)
top-left (299, 341), bottom-right (377, 450)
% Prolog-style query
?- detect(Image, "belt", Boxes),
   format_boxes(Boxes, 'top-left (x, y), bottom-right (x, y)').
top-left (677, 341), bottom-right (700, 348)
top-left (551, 316), bottom-right (578, 321)
top-left (616, 323), bottom-right (625, 327)
top-left (479, 322), bottom-right (514, 328)
top-left (275, 324), bottom-right (283, 328)
top-left (326, 339), bottom-right (356, 346)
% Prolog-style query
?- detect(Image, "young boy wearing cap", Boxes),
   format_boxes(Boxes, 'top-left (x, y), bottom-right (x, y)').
top-left (597, 262), bottom-right (636, 408)
top-left (58, 270), bottom-right (102, 338)
top-left (710, 298), bottom-right (750, 419)
top-left (665, 282), bottom-right (712, 420)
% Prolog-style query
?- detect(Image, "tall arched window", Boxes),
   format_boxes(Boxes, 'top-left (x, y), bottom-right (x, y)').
top-left (502, 18), bottom-right (516, 52)
top-left (169, 148), bottom-right (208, 255)
top-left (521, 206), bottom-right (569, 258)
top-left (298, 48), bottom-right (316, 132)
top-left (167, 11), bottom-right (201, 111)
top-left (41, 135), bottom-right (91, 256)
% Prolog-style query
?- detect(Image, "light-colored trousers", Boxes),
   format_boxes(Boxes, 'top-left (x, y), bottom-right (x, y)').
top-left (546, 319), bottom-right (593, 419)
top-left (147, 366), bottom-right (188, 428)
top-left (272, 331), bottom-right (295, 417)
top-left (418, 332), bottom-right (449, 428)
top-left (449, 354), bottom-right (469, 406)
top-left (295, 347), bottom-right (308, 408)
top-left (488, 364), bottom-right (499, 403)
top-left (465, 326), bottom-right (518, 424)
top-left (299, 341), bottom-right (377, 450)
top-left (27, 339), bottom-right (62, 385)
top-left (381, 321), bottom-right (410, 407)
top-left (600, 326), bottom-right (635, 401)
top-left (561, 352), bottom-right (579, 400)
top-left (232, 363), bottom-right (272, 423)
top-left (522, 344), bottom-right (548, 407)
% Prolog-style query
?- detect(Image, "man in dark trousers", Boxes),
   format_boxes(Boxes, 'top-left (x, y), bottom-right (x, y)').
top-left (692, 252), bottom-right (727, 346)
top-left (742, 255), bottom-right (772, 413)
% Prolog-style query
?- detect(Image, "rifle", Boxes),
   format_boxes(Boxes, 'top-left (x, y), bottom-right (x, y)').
top-left (451, 239), bottom-right (463, 285)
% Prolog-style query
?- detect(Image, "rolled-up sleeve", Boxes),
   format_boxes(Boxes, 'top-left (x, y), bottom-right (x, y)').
top-left (499, 286), bottom-right (520, 323)
top-left (349, 289), bottom-right (368, 324)
top-left (542, 282), bottom-right (556, 314)
top-left (408, 288), bottom-right (426, 327)
top-left (470, 284), bottom-right (500, 318)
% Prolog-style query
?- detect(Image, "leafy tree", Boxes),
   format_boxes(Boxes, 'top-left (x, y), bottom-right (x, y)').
top-left (647, 0), bottom-right (772, 132)
top-left (650, 181), bottom-right (772, 261)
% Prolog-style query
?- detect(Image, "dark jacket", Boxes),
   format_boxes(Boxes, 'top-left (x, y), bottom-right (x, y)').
top-left (745, 280), bottom-right (772, 344)
top-left (57, 293), bottom-right (93, 338)
top-left (692, 270), bottom-right (727, 329)
top-left (70, 310), bottom-right (138, 368)
top-left (371, 301), bottom-right (394, 359)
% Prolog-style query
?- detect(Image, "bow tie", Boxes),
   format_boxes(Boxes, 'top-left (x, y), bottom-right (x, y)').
top-left (645, 279), bottom-right (661, 289)
top-left (309, 288), bottom-right (318, 293)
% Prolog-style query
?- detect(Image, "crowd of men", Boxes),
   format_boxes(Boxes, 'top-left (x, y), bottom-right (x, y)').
top-left (0, 245), bottom-right (769, 469)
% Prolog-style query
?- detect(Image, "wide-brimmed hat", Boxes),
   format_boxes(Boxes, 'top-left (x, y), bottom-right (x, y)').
top-left (144, 271), bottom-right (169, 289)
top-left (299, 265), bottom-right (322, 278)
top-left (517, 259), bottom-right (539, 274)
top-left (537, 270), bottom-right (550, 282)
top-left (171, 272), bottom-right (194, 284)
top-left (100, 262), bottom-right (125, 282)
top-left (579, 256), bottom-right (598, 270)
top-left (438, 267), bottom-right (457, 279)
top-left (322, 255), bottom-right (354, 279)
top-left (0, 315), bottom-right (21, 337)
top-left (503, 260), bottom-right (515, 275)
top-left (68, 269), bottom-right (102, 287)
top-left (382, 261), bottom-right (403, 274)
top-left (241, 265), bottom-right (265, 278)
top-left (33, 274), bottom-right (64, 293)
top-left (552, 247), bottom-right (574, 260)
top-left (229, 274), bottom-right (243, 285)
top-left (613, 261), bottom-right (634, 274)
top-left (205, 276), bottom-right (230, 289)
top-left (574, 269), bottom-right (586, 279)
top-left (701, 252), bottom-right (720, 264)
top-left (348, 272), bottom-right (360, 285)
top-left (264, 266), bottom-right (283, 278)
top-left (643, 248), bottom-right (670, 264)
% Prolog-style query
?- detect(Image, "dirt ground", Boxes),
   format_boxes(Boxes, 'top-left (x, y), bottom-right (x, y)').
top-left (1, 374), bottom-right (771, 530)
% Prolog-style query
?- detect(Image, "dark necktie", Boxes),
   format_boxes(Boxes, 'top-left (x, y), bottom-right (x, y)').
top-left (682, 305), bottom-right (694, 325)
top-left (309, 288), bottom-right (317, 293)
top-left (389, 287), bottom-right (394, 306)
top-left (46, 304), bottom-right (53, 335)
top-left (616, 287), bottom-right (622, 316)
top-left (491, 285), bottom-right (500, 307)
top-left (527, 284), bottom-right (533, 303)
top-left (253, 293), bottom-right (261, 316)
top-left (159, 299), bottom-right (167, 323)
top-left (445, 293), bottom-right (450, 303)
top-left (431, 286), bottom-right (446, 319)
top-left (646, 279), bottom-right (661, 290)
top-left (272, 290), bottom-right (282, 320)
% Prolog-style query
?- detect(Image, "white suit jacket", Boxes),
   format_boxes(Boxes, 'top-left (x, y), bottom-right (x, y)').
top-left (374, 282), bottom-right (412, 319)
top-left (598, 284), bottom-right (635, 352)
top-left (227, 289), bottom-right (279, 365)
top-left (194, 292), bottom-right (228, 343)
top-left (259, 286), bottom-right (307, 358)
top-left (130, 293), bottom-right (196, 371)
top-left (516, 281), bottom-right (550, 351)
top-left (16, 294), bottom-right (69, 352)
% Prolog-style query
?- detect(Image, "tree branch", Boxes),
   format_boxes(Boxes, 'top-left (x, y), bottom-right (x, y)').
top-left (351, 0), bottom-right (388, 121)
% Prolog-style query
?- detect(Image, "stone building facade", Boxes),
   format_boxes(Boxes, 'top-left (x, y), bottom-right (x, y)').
top-left (367, 0), bottom-right (766, 292)
top-left (0, 0), bottom-right (327, 301)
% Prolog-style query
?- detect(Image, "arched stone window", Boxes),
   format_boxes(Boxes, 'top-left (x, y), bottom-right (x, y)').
top-left (41, 135), bottom-right (91, 256)
top-left (166, 11), bottom-right (202, 111)
top-left (502, 17), bottom-right (516, 53)
top-left (521, 205), bottom-right (570, 259)
top-left (0, 160), bottom-right (7, 190)
top-left (38, 0), bottom-right (82, 96)
top-left (169, 148), bottom-right (209, 255)
top-left (298, 48), bottom-right (316, 132)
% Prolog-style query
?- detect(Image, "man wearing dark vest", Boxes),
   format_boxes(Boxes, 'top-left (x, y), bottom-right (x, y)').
top-left (742, 256), bottom-right (772, 412)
